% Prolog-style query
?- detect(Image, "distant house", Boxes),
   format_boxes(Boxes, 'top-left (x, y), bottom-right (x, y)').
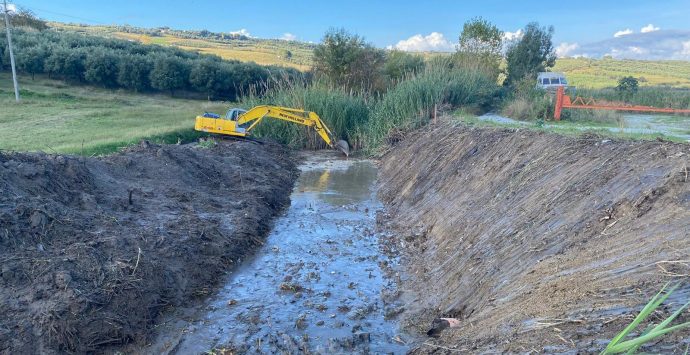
top-left (537, 72), bottom-right (569, 90)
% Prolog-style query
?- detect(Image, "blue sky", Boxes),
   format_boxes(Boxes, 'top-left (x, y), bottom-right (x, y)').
top-left (10, 0), bottom-right (690, 59)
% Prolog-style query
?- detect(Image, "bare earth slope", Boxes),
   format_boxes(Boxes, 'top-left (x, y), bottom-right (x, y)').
top-left (0, 141), bottom-right (297, 353)
top-left (378, 124), bottom-right (690, 352)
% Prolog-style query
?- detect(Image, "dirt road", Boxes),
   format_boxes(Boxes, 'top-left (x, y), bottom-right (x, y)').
top-left (0, 140), bottom-right (297, 353)
top-left (378, 123), bottom-right (690, 353)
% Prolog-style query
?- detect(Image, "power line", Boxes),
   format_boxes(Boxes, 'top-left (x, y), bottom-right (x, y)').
top-left (13, 2), bottom-right (110, 25)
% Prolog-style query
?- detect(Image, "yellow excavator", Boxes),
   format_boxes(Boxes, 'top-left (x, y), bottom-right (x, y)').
top-left (194, 105), bottom-right (349, 156)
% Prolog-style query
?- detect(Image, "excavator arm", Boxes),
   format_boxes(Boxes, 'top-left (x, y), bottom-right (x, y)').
top-left (236, 106), bottom-right (335, 147)
top-left (194, 105), bottom-right (349, 155)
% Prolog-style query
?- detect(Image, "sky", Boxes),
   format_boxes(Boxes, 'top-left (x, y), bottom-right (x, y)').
top-left (8, 0), bottom-right (690, 60)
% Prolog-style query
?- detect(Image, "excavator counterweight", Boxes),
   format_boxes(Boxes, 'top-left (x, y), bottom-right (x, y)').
top-left (194, 105), bottom-right (349, 156)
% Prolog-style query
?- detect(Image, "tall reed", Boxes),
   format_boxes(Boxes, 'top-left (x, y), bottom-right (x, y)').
top-left (241, 64), bottom-right (499, 153)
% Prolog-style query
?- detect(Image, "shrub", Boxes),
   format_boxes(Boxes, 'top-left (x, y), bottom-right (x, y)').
top-left (501, 77), bottom-right (552, 120)
top-left (384, 50), bottom-right (425, 82)
top-left (617, 76), bottom-right (639, 102)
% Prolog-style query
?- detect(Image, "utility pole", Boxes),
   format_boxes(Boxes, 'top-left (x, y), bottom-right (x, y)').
top-left (3, 0), bottom-right (20, 102)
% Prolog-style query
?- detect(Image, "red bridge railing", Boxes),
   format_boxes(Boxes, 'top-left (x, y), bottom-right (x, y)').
top-left (553, 86), bottom-right (690, 120)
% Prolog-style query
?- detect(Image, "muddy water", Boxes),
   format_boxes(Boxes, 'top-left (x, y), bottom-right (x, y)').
top-left (144, 156), bottom-right (408, 354)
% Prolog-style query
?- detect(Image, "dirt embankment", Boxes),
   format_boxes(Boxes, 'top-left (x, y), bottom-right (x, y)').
top-left (378, 124), bottom-right (690, 352)
top-left (0, 141), bottom-right (297, 353)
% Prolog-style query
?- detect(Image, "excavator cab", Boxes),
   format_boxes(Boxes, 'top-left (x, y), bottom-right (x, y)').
top-left (225, 108), bottom-right (247, 121)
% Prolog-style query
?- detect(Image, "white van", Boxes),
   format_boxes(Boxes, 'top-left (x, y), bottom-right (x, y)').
top-left (537, 72), bottom-right (569, 90)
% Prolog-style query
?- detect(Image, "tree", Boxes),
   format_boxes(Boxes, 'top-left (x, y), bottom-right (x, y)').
top-left (16, 46), bottom-right (47, 79)
top-left (63, 50), bottom-right (87, 82)
top-left (617, 76), bottom-right (639, 101)
top-left (117, 55), bottom-right (151, 92)
top-left (8, 8), bottom-right (48, 31)
top-left (351, 45), bottom-right (386, 91)
top-left (44, 47), bottom-right (68, 78)
top-left (189, 58), bottom-right (223, 100)
top-left (504, 22), bottom-right (555, 87)
top-left (84, 49), bottom-right (119, 87)
top-left (280, 49), bottom-right (293, 61)
top-left (384, 50), bottom-right (424, 81)
top-left (232, 63), bottom-right (270, 96)
top-left (149, 55), bottom-right (189, 95)
top-left (313, 28), bottom-right (385, 91)
top-left (454, 17), bottom-right (503, 81)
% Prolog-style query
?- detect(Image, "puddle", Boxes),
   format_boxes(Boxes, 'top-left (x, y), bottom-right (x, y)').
top-left (143, 156), bottom-right (408, 354)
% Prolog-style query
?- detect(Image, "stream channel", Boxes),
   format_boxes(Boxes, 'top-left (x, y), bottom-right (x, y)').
top-left (144, 155), bottom-right (409, 354)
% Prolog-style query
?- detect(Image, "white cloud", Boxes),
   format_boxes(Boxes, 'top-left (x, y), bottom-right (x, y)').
top-left (281, 33), bottom-right (297, 41)
top-left (556, 42), bottom-right (580, 58)
top-left (614, 29), bottom-right (634, 38)
top-left (390, 32), bottom-right (455, 52)
top-left (641, 24), bottom-right (660, 33)
top-left (680, 41), bottom-right (690, 56)
top-left (565, 30), bottom-right (690, 60)
top-left (229, 29), bottom-right (251, 37)
top-left (503, 29), bottom-right (524, 41)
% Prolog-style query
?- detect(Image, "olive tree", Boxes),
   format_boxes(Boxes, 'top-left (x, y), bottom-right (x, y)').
top-left (84, 49), bottom-right (120, 87)
top-left (117, 54), bottom-right (151, 92)
top-left (149, 55), bottom-right (189, 95)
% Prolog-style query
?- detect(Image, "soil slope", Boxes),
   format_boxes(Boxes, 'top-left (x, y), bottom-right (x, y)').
top-left (378, 124), bottom-right (690, 352)
top-left (0, 141), bottom-right (297, 353)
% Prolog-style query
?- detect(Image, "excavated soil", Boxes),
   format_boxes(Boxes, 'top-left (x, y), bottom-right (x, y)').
top-left (0, 141), bottom-right (297, 354)
top-left (378, 123), bottom-right (690, 353)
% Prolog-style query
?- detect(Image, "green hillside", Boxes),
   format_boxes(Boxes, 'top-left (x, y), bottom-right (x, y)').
top-left (553, 57), bottom-right (690, 89)
top-left (50, 22), bottom-right (315, 70)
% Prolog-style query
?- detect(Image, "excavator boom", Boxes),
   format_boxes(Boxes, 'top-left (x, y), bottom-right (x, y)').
top-left (194, 105), bottom-right (349, 156)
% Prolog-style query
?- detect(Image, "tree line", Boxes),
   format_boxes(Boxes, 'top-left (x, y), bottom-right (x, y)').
top-left (311, 20), bottom-right (556, 94)
top-left (0, 27), bottom-right (301, 100)
top-left (1, 10), bottom-right (556, 103)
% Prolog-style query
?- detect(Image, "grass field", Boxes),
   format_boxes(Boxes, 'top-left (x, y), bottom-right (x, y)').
top-left (0, 72), bottom-right (226, 155)
top-left (553, 58), bottom-right (690, 89)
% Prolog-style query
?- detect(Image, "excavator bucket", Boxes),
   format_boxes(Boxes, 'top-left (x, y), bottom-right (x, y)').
top-left (335, 140), bottom-right (350, 157)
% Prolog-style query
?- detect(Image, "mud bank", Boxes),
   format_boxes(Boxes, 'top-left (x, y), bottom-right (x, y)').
top-left (378, 124), bottom-right (690, 352)
top-left (0, 141), bottom-right (297, 353)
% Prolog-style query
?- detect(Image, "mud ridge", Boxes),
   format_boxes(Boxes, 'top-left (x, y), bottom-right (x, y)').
top-left (378, 123), bottom-right (690, 352)
top-left (0, 141), bottom-right (298, 353)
